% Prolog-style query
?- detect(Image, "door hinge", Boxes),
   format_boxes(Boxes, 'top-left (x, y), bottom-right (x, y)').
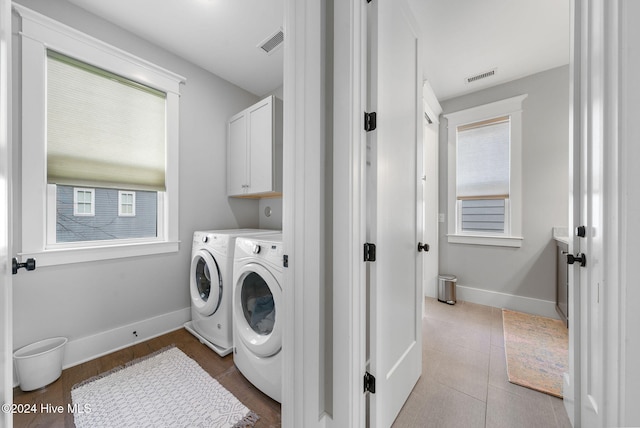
top-left (283, 254), bottom-right (289, 268)
top-left (364, 243), bottom-right (376, 262)
top-left (364, 112), bottom-right (377, 132)
top-left (364, 372), bottom-right (376, 393)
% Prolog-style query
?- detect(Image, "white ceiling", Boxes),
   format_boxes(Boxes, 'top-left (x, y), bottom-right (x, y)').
top-left (67, 0), bottom-right (285, 97)
top-left (407, 0), bottom-right (571, 100)
top-left (67, 0), bottom-right (570, 101)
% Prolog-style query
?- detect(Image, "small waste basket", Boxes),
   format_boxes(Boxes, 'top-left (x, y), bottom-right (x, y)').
top-left (13, 337), bottom-right (67, 391)
top-left (438, 274), bottom-right (457, 305)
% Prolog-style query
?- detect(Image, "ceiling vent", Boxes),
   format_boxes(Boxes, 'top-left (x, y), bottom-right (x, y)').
top-left (258, 28), bottom-right (284, 55)
top-left (465, 68), bottom-right (496, 84)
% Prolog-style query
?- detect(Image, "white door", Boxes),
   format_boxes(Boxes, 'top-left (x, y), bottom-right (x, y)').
top-left (367, 1), bottom-right (423, 426)
top-left (0, 0), bottom-right (13, 424)
top-left (570, 0), bottom-right (604, 426)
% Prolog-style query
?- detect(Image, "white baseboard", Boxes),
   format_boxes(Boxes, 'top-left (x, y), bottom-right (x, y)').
top-left (435, 284), bottom-right (559, 319)
top-left (62, 307), bottom-right (191, 369)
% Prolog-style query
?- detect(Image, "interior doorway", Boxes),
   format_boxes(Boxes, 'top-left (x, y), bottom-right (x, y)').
top-left (422, 82), bottom-right (441, 302)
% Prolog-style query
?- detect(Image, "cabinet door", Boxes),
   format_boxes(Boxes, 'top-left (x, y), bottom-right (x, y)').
top-left (228, 112), bottom-right (248, 196)
top-left (247, 97), bottom-right (274, 194)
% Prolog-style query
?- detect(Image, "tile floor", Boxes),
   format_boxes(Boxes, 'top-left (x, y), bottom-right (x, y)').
top-left (392, 298), bottom-right (573, 428)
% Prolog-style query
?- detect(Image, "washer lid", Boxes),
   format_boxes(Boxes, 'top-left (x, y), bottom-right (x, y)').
top-left (190, 249), bottom-right (222, 316)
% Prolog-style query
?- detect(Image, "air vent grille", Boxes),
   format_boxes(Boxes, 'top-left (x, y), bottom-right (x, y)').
top-left (465, 69), bottom-right (496, 84)
top-left (258, 29), bottom-right (284, 55)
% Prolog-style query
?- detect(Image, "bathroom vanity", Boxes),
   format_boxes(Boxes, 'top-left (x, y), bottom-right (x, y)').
top-left (554, 229), bottom-right (569, 327)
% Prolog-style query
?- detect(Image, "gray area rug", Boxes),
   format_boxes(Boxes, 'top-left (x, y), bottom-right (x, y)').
top-left (72, 346), bottom-right (258, 428)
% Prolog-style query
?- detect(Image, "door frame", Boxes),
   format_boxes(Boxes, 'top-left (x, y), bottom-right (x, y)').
top-left (282, 0), bottom-right (330, 426)
top-left (1, 0), bottom-right (13, 424)
top-left (331, 0), bottom-right (367, 427)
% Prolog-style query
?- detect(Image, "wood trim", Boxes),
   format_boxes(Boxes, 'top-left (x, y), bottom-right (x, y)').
top-left (456, 194), bottom-right (508, 201)
top-left (456, 115), bottom-right (509, 132)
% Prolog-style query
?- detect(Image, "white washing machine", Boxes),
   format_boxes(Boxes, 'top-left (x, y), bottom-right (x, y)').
top-left (232, 234), bottom-right (283, 403)
top-left (184, 229), bottom-right (279, 357)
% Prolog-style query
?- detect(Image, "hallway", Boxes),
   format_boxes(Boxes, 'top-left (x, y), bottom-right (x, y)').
top-left (393, 298), bottom-right (572, 427)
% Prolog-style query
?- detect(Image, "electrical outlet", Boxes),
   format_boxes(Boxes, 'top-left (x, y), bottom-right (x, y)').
top-left (438, 213), bottom-right (445, 223)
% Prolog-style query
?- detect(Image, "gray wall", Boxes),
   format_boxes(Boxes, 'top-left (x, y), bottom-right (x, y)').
top-left (438, 65), bottom-right (569, 303)
top-left (12, 0), bottom-right (261, 349)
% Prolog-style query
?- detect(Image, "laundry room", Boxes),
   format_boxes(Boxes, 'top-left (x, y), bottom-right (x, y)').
top-left (10, 0), bottom-right (285, 395)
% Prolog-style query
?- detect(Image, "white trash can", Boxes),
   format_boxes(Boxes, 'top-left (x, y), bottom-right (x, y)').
top-left (13, 337), bottom-right (67, 391)
top-left (438, 274), bottom-right (457, 305)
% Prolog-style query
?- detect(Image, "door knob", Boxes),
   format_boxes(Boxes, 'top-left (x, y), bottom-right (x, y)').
top-left (417, 242), bottom-right (429, 252)
top-left (12, 257), bottom-right (36, 275)
top-left (566, 253), bottom-right (586, 267)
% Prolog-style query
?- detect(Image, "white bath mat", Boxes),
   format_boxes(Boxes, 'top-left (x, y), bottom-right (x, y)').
top-left (71, 346), bottom-right (258, 428)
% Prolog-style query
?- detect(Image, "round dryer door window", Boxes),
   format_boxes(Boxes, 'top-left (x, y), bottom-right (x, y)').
top-left (190, 249), bottom-right (222, 316)
top-left (234, 263), bottom-right (282, 357)
top-left (241, 272), bottom-right (276, 336)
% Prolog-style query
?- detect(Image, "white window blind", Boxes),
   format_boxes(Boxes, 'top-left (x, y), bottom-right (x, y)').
top-left (456, 116), bottom-right (510, 199)
top-left (47, 50), bottom-right (167, 191)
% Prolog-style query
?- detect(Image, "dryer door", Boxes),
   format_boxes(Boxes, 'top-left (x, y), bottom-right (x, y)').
top-left (190, 249), bottom-right (222, 316)
top-left (233, 263), bottom-right (282, 357)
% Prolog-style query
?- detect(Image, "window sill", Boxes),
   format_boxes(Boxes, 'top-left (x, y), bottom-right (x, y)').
top-left (18, 240), bottom-right (180, 267)
top-left (447, 234), bottom-right (523, 248)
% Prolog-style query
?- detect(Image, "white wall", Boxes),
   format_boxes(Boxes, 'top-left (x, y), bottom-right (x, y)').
top-left (622, 1), bottom-right (640, 422)
top-left (11, 0), bottom-right (261, 362)
top-left (258, 198), bottom-right (283, 229)
top-left (438, 65), bottom-right (569, 314)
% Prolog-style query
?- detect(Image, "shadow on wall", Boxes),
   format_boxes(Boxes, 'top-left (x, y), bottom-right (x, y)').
top-left (228, 198), bottom-right (261, 228)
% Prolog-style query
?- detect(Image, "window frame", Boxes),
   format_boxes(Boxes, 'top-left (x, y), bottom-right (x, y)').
top-left (73, 188), bottom-right (95, 217)
top-left (16, 5), bottom-right (185, 266)
top-left (118, 191), bottom-right (136, 217)
top-left (444, 94), bottom-right (527, 247)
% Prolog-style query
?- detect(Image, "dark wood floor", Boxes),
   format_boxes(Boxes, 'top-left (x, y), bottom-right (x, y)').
top-left (13, 328), bottom-right (281, 428)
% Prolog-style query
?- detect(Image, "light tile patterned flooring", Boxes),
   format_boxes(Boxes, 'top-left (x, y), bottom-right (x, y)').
top-left (393, 298), bottom-right (573, 428)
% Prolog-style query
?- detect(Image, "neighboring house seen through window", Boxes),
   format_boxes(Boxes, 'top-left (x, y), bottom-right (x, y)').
top-left (444, 95), bottom-right (527, 247)
top-left (57, 186), bottom-right (155, 243)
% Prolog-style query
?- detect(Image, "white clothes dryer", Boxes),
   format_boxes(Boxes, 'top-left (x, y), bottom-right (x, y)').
top-left (232, 234), bottom-right (283, 403)
top-left (185, 229), bottom-right (279, 357)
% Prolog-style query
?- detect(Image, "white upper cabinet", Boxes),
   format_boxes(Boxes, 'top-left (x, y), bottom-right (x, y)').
top-left (227, 96), bottom-right (283, 198)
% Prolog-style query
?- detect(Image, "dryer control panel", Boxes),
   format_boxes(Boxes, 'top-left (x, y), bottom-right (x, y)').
top-left (236, 235), bottom-right (284, 271)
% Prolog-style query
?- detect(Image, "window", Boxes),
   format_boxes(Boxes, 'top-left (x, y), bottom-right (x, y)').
top-left (17, 5), bottom-right (185, 266)
top-left (119, 191), bottom-right (136, 217)
top-left (73, 188), bottom-right (95, 216)
top-left (444, 95), bottom-right (527, 247)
